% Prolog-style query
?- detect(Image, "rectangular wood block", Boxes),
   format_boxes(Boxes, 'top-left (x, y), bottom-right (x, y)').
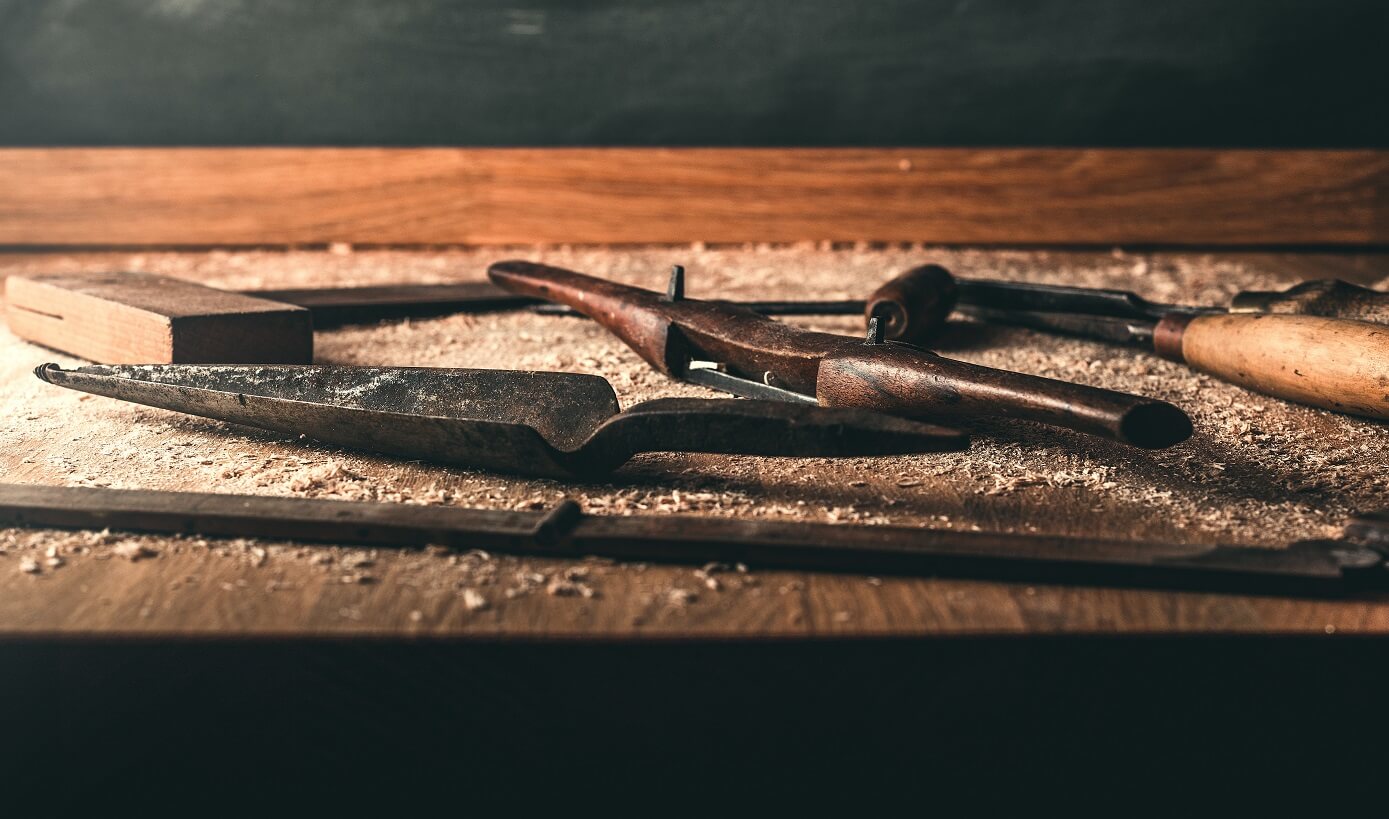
top-left (4, 272), bottom-right (313, 364)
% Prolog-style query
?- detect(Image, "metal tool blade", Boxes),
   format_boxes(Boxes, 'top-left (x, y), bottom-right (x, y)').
top-left (248, 282), bottom-right (537, 327)
top-left (683, 361), bottom-right (819, 404)
top-left (35, 364), bottom-right (965, 478)
top-left (535, 299), bottom-right (867, 318)
top-left (955, 279), bottom-right (1221, 322)
top-left (250, 281), bottom-right (869, 326)
top-left (2, 484), bottom-right (1382, 595)
top-left (957, 306), bottom-right (1159, 347)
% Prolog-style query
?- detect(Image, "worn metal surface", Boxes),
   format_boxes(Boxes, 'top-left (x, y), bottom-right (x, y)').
top-left (253, 271), bottom-right (1388, 340)
top-left (956, 278), bottom-right (1220, 322)
top-left (253, 280), bottom-right (869, 327)
top-left (34, 364), bottom-right (966, 479)
top-left (1230, 279), bottom-right (1389, 324)
top-left (1, 483), bottom-right (1383, 596)
top-left (959, 307), bottom-right (1159, 347)
top-left (868, 268), bottom-right (1387, 344)
top-left (487, 260), bottom-right (1193, 448)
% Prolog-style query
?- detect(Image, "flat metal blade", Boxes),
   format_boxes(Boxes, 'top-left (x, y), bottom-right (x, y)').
top-left (957, 306), bottom-right (1158, 347)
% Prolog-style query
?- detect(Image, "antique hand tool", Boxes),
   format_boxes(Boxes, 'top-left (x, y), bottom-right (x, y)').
top-left (862, 264), bottom-right (1389, 344)
top-left (34, 364), bottom-right (965, 478)
top-left (487, 261), bottom-right (1193, 448)
top-left (868, 265), bottom-right (1389, 421)
top-left (2, 483), bottom-right (1386, 596)
top-left (959, 304), bottom-right (1389, 421)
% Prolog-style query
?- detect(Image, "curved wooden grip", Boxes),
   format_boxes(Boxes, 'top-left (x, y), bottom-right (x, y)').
top-left (1230, 279), bottom-right (1389, 325)
top-left (1175, 314), bottom-right (1389, 420)
top-left (816, 344), bottom-right (1191, 448)
top-left (863, 264), bottom-right (958, 344)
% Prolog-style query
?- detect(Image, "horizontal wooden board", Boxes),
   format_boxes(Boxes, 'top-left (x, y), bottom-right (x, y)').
top-left (0, 148), bottom-right (1384, 246)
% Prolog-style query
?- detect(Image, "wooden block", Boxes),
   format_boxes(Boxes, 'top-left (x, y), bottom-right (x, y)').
top-left (4, 272), bottom-right (313, 364)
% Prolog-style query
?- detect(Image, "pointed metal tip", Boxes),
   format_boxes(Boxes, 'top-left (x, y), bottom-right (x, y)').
top-left (665, 264), bottom-right (685, 301)
top-left (33, 363), bottom-right (62, 383)
top-left (864, 316), bottom-right (884, 345)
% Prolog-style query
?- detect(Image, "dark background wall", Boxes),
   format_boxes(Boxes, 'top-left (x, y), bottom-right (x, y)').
top-left (1, 0), bottom-right (1384, 147)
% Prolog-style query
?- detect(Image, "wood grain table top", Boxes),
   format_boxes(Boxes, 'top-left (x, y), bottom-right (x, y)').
top-left (2, 245), bottom-right (1387, 640)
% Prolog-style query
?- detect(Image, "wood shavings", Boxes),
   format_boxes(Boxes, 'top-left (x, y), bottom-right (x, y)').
top-left (666, 588), bottom-right (698, 607)
top-left (112, 541), bottom-right (156, 561)
top-left (18, 557), bottom-right (40, 574)
top-left (694, 562), bottom-right (733, 591)
top-left (2, 244), bottom-right (1386, 629)
top-left (342, 551), bottom-right (375, 569)
top-left (546, 577), bottom-right (597, 598)
top-left (461, 589), bottom-right (489, 611)
top-left (289, 461), bottom-right (366, 496)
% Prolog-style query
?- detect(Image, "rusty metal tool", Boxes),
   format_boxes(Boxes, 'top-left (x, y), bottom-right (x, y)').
top-left (864, 264), bottom-right (1389, 421)
top-left (2, 483), bottom-right (1385, 596)
top-left (255, 281), bottom-right (865, 327)
top-left (862, 264), bottom-right (1389, 345)
top-left (33, 364), bottom-right (965, 479)
top-left (259, 270), bottom-right (1389, 334)
top-left (486, 261), bottom-right (1193, 449)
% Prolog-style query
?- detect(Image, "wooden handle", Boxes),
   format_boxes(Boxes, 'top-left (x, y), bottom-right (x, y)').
top-left (816, 343), bottom-right (1192, 448)
top-left (1160, 313), bottom-right (1389, 420)
top-left (1230, 279), bottom-right (1389, 325)
top-left (863, 264), bottom-right (958, 344)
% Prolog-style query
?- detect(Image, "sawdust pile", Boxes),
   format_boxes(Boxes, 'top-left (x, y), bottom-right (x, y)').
top-left (2, 244), bottom-right (1387, 621)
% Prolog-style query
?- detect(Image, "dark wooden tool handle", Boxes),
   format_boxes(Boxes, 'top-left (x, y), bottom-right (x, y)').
top-left (816, 343), bottom-right (1192, 448)
top-left (863, 264), bottom-right (958, 344)
top-left (1154, 313), bottom-right (1389, 421)
top-left (1230, 279), bottom-right (1389, 325)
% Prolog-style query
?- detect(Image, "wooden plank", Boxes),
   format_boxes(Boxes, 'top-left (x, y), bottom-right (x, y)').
top-left (0, 148), bottom-right (1383, 246)
top-left (4, 272), bottom-right (312, 364)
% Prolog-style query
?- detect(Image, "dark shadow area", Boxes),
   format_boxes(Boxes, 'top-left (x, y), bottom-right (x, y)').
top-left (2, 0), bottom-right (1385, 147)
top-left (4, 636), bottom-right (1388, 810)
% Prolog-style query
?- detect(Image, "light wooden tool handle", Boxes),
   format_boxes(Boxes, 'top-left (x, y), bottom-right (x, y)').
top-left (1154, 313), bottom-right (1389, 420)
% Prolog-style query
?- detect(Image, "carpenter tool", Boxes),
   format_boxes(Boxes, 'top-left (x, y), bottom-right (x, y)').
top-left (868, 265), bottom-right (1389, 421)
top-left (33, 364), bottom-right (965, 479)
top-left (2, 483), bottom-right (1385, 596)
top-left (487, 261), bottom-right (1193, 449)
top-left (260, 282), bottom-right (863, 326)
top-left (861, 264), bottom-right (1389, 345)
top-left (958, 306), bottom-right (1389, 421)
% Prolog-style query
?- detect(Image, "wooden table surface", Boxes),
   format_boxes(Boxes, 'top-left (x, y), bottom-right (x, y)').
top-left (3, 245), bottom-right (1388, 640)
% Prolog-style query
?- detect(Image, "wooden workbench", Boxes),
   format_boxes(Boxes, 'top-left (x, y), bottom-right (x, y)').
top-left (4, 245), bottom-right (1389, 807)
top-left (3, 245), bottom-right (1388, 639)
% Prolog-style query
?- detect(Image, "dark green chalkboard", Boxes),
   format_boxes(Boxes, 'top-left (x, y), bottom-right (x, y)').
top-left (1, 0), bottom-right (1384, 147)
